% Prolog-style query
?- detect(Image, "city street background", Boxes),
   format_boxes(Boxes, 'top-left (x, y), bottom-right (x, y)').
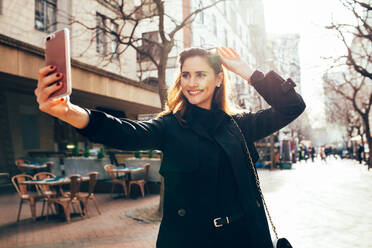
top-left (1, 158), bottom-right (371, 248)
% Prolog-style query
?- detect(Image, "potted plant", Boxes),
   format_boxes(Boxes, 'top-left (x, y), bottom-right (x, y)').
top-left (97, 147), bottom-right (106, 160)
top-left (134, 151), bottom-right (142, 159)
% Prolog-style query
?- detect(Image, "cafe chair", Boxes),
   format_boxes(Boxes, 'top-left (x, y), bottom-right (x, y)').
top-left (33, 172), bottom-right (57, 216)
top-left (46, 174), bottom-right (84, 224)
top-left (128, 163), bottom-right (150, 198)
top-left (76, 171), bottom-right (101, 217)
top-left (15, 160), bottom-right (31, 173)
top-left (104, 164), bottom-right (128, 198)
top-left (11, 174), bottom-right (44, 222)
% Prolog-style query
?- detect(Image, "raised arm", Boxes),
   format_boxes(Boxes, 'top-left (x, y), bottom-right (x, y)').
top-left (216, 47), bottom-right (306, 142)
top-left (233, 70), bottom-right (306, 142)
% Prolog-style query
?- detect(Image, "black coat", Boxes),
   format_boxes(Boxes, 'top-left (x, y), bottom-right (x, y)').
top-left (77, 70), bottom-right (306, 248)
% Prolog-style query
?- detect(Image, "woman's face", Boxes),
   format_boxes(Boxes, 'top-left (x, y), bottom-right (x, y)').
top-left (180, 56), bottom-right (222, 110)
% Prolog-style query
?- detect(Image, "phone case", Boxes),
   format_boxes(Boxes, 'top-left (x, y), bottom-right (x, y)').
top-left (45, 28), bottom-right (72, 99)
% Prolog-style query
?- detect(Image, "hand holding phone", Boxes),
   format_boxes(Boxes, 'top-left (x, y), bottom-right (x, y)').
top-left (34, 28), bottom-right (72, 121)
top-left (45, 28), bottom-right (72, 99)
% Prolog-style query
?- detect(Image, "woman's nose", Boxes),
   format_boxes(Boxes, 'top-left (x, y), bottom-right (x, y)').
top-left (189, 75), bottom-right (199, 87)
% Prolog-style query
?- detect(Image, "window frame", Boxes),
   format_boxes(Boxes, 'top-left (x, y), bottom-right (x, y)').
top-left (34, 0), bottom-right (57, 33)
top-left (110, 20), bottom-right (119, 60)
top-left (96, 12), bottom-right (107, 55)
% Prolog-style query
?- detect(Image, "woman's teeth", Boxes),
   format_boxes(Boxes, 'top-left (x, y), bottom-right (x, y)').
top-left (189, 90), bottom-right (202, 95)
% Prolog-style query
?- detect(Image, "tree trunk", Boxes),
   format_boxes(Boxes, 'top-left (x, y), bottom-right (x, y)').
top-left (156, 47), bottom-right (171, 218)
top-left (157, 48), bottom-right (170, 110)
top-left (362, 115), bottom-right (372, 170)
top-left (367, 137), bottom-right (372, 170)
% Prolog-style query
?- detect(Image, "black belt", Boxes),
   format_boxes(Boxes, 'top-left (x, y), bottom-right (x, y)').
top-left (213, 212), bottom-right (245, 228)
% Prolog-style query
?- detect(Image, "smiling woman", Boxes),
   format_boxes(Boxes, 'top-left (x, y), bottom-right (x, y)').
top-left (35, 45), bottom-right (305, 248)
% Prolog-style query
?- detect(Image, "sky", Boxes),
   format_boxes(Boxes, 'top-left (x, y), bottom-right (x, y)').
top-left (262, 0), bottom-right (355, 129)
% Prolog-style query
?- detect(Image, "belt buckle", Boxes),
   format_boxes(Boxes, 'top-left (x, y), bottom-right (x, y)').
top-left (213, 217), bottom-right (229, 228)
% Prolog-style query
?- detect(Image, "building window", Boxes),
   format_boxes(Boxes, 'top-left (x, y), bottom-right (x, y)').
top-left (198, 1), bottom-right (204, 24)
top-left (200, 36), bottom-right (205, 46)
top-left (96, 13), bottom-right (107, 55)
top-left (110, 21), bottom-right (119, 59)
top-left (35, 0), bottom-right (57, 32)
top-left (223, 1), bottom-right (227, 17)
top-left (137, 31), bottom-right (160, 62)
top-left (212, 15), bottom-right (217, 37)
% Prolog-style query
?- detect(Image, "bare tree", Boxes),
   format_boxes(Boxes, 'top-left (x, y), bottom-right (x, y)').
top-left (323, 70), bottom-right (372, 169)
top-left (72, 0), bottom-right (225, 110)
top-left (326, 0), bottom-right (371, 79)
top-left (324, 0), bottom-right (372, 169)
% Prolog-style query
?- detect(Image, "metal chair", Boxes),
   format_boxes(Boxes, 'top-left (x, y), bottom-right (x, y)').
top-left (104, 164), bottom-right (128, 197)
top-left (76, 171), bottom-right (101, 217)
top-left (128, 163), bottom-right (150, 198)
top-left (11, 174), bottom-right (44, 221)
top-left (33, 172), bottom-right (58, 216)
top-left (46, 174), bottom-right (84, 223)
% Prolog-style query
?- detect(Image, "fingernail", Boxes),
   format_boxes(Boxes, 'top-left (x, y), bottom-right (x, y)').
top-left (56, 73), bottom-right (61, 77)
top-left (50, 65), bottom-right (55, 69)
top-left (56, 82), bottom-right (61, 86)
top-left (60, 98), bottom-right (64, 101)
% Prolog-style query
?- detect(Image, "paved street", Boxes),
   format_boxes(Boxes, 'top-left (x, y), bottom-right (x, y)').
top-left (260, 158), bottom-right (372, 248)
top-left (0, 158), bottom-right (371, 248)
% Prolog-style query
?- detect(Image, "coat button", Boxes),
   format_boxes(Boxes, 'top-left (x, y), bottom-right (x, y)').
top-left (178, 209), bottom-right (186, 217)
top-left (256, 200), bottom-right (261, 208)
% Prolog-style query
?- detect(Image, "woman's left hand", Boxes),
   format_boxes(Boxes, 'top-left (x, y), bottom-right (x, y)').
top-left (217, 47), bottom-right (254, 84)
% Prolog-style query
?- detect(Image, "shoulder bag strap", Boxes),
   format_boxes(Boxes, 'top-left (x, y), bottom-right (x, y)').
top-left (230, 117), bottom-right (279, 240)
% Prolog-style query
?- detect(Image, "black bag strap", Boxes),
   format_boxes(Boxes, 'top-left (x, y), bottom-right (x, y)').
top-left (230, 117), bottom-right (279, 240)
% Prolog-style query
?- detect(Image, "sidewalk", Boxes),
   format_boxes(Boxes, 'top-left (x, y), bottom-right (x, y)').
top-left (1, 158), bottom-right (371, 248)
top-left (0, 193), bottom-right (160, 248)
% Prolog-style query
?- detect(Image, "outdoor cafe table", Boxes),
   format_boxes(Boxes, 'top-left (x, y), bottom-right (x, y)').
top-left (21, 176), bottom-right (90, 187)
top-left (17, 162), bottom-right (53, 174)
top-left (111, 167), bottom-right (144, 180)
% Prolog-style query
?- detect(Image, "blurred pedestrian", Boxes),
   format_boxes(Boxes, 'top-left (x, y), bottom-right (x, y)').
top-left (309, 146), bottom-right (315, 162)
top-left (320, 146), bottom-right (326, 163)
top-left (357, 144), bottom-right (364, 164)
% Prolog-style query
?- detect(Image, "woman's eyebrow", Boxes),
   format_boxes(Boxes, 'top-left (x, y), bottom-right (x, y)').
top-left (181, 70), bottom-right (208, 73)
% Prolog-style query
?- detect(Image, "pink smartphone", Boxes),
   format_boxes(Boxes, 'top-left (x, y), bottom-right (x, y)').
top-left (45, 28), bottom-right (72, 99)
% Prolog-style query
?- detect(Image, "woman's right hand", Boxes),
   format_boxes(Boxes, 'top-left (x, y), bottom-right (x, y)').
top-left (34, 65), bottom-right (71, 120)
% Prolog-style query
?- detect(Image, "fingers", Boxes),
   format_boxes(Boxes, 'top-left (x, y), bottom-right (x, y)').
top-left (35, 81), bottom-right (63, 103)
top-left (38, 65), bottom-right (56, 80)
top-left (217, 47), bottom-right (239, 59)
top-left (229, 48), bottom-right (240, 58)
top-left (39, 72), bottom-right (63, 89)
top-left (217, 47), bottom-right (231, 59)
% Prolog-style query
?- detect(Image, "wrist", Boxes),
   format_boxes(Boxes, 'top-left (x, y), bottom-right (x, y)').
top-left (63, 104), bottom-right (90, 129)
top-left (239, 68), bottom-right (254, 84)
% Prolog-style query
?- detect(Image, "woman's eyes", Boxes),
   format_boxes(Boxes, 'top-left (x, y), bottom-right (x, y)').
top-left (181, 73), bottom-right (206, 78)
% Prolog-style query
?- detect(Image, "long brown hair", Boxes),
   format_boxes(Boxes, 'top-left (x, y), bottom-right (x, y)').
top-left (158, 47), bottom-right (236, 119)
